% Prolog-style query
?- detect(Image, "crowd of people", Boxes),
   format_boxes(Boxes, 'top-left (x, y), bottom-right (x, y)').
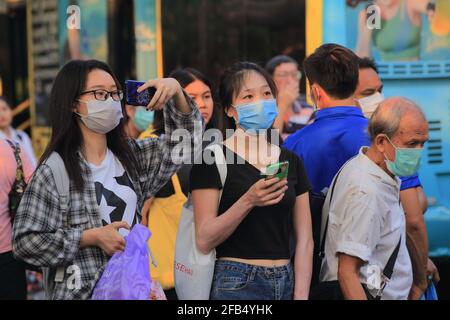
top-left (0, 42), bottom-right (440, 300)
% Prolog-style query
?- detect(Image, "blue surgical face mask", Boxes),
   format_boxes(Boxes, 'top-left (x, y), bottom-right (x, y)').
top-left (233, 99), bottom-right (278, 135)
top-left (384, 135), bottom-right (423, 177)
top-left (133, 106), bottom-right (154, 132)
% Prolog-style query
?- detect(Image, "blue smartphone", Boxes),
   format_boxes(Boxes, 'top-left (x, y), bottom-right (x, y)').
top-left (125, 80), bottom-right (157, 106)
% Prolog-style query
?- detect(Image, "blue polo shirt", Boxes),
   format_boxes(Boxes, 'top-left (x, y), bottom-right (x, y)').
top-left (283, 106), bottom-right (421, 195)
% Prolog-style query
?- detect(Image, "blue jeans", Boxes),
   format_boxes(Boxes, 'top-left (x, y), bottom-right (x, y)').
top-left (210, 260), bottom-right (294, 300)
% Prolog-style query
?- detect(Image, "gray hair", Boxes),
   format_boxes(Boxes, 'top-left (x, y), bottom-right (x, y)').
top-left (368, 97), bottom-right (426, 142)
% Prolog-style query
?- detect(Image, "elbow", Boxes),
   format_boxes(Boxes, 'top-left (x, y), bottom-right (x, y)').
top-left (12, 241), bottom-right (22, 261)
top-left (417, 190), bottom-right (428, 214)
top-left (194, 217), bottom-right (216, 255)
top-left (297, 234), bottom-right (314, 256)
top-left (302, 238), bottom-right (314, 261)
top-left (293, 229), bottom-right (314, 265)
top-left (196, 238), bottom-right (213, 255)
top-left (406, 216), bottom-right (425, 234)
top-left (12, 230), bottom-right (74, 268)
top-left (195, 231), bottom-right (214, 255)
top-left (12, 233), bottom-right (32, 264)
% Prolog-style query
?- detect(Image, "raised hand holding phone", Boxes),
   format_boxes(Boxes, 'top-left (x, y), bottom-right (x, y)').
top-left (136, 78), bottom-right (187, 112)
top-left (125, 80), bottom-right (157, 107)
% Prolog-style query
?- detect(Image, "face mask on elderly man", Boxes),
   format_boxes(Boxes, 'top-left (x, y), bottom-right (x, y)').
top-left (383, 135), bottom-right (423, 177)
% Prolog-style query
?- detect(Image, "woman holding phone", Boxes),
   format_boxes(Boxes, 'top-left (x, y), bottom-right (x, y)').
top-left (139, 68), bottom-right (222, 300)
top-left (12, 59), bottom-right (202, 300)
top-left (190, 62), bottom-right (313, 300)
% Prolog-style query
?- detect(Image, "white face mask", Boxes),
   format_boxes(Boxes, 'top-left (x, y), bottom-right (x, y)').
top-left (76, 98), bottom-right (123, 134)
top-left (358, 92), bottom-right (385, 118)
top-left (289, 114), bottom-right (311, 125)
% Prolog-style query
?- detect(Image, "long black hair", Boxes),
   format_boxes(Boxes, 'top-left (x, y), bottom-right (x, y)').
top-left (152, 68), bottom-right (222, 135)
top-left (40, 60), bottom-right (139, 191)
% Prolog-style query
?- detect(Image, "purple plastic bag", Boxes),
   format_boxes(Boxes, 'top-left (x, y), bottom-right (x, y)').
top-left (92, 224), bottom-right (152, 300)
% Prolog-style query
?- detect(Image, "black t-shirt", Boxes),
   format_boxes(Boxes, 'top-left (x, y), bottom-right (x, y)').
top-left (190, 145), bottom-right (311, 260)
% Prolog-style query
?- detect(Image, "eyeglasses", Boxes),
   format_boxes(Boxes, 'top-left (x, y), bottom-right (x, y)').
top-left (274, 71), bottom-right (302, 80)
top-left (80, 89), bottom-right (124, 102)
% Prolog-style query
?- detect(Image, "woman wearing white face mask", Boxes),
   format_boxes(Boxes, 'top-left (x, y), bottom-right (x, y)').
top-left (190, 62), bottom-right (313, 300)
top-left (12, 60), bottom-right (202, 300)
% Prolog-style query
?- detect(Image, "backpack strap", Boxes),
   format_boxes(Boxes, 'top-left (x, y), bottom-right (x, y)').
top-left (45, 152), bottom-right (70, 215)
top-left (44, 152), bottom-right (71, 283)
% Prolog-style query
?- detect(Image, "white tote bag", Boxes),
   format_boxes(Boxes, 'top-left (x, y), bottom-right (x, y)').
top-left (174, 144), bottom-right (227, 300)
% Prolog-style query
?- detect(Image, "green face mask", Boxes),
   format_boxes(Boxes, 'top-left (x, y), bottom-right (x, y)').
top-left (133, 106), bottom-right (154, 132)
top-left (384, 135), bottom-right (423, 177)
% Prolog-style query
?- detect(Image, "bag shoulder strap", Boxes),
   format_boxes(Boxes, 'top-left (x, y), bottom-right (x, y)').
top-left (383, 236), bottom-right (402, 281)
top-left (183, 143), bottom-right (227, 209)
top-left (319, 156), bottom-right (358, 257)
top-left (6, 138), bottom-right (19, 154)
top-left (318, 168), bottom-right (344, 258)
top-left (43, 152), bottom-right (71, 283)
top-left (16, 131), bottom-right (24, 142)
top-left (367, 235), bottom-right (402, 299)
top-left (205, 144), bottom-right (228, 201)
top-left (6, 139), bottom-right (21, 166)
top-left (6, 139), bottom-right (25, 185)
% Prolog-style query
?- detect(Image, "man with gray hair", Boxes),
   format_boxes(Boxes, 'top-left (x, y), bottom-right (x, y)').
top-left (318, 97), bottom-right (429, 300)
